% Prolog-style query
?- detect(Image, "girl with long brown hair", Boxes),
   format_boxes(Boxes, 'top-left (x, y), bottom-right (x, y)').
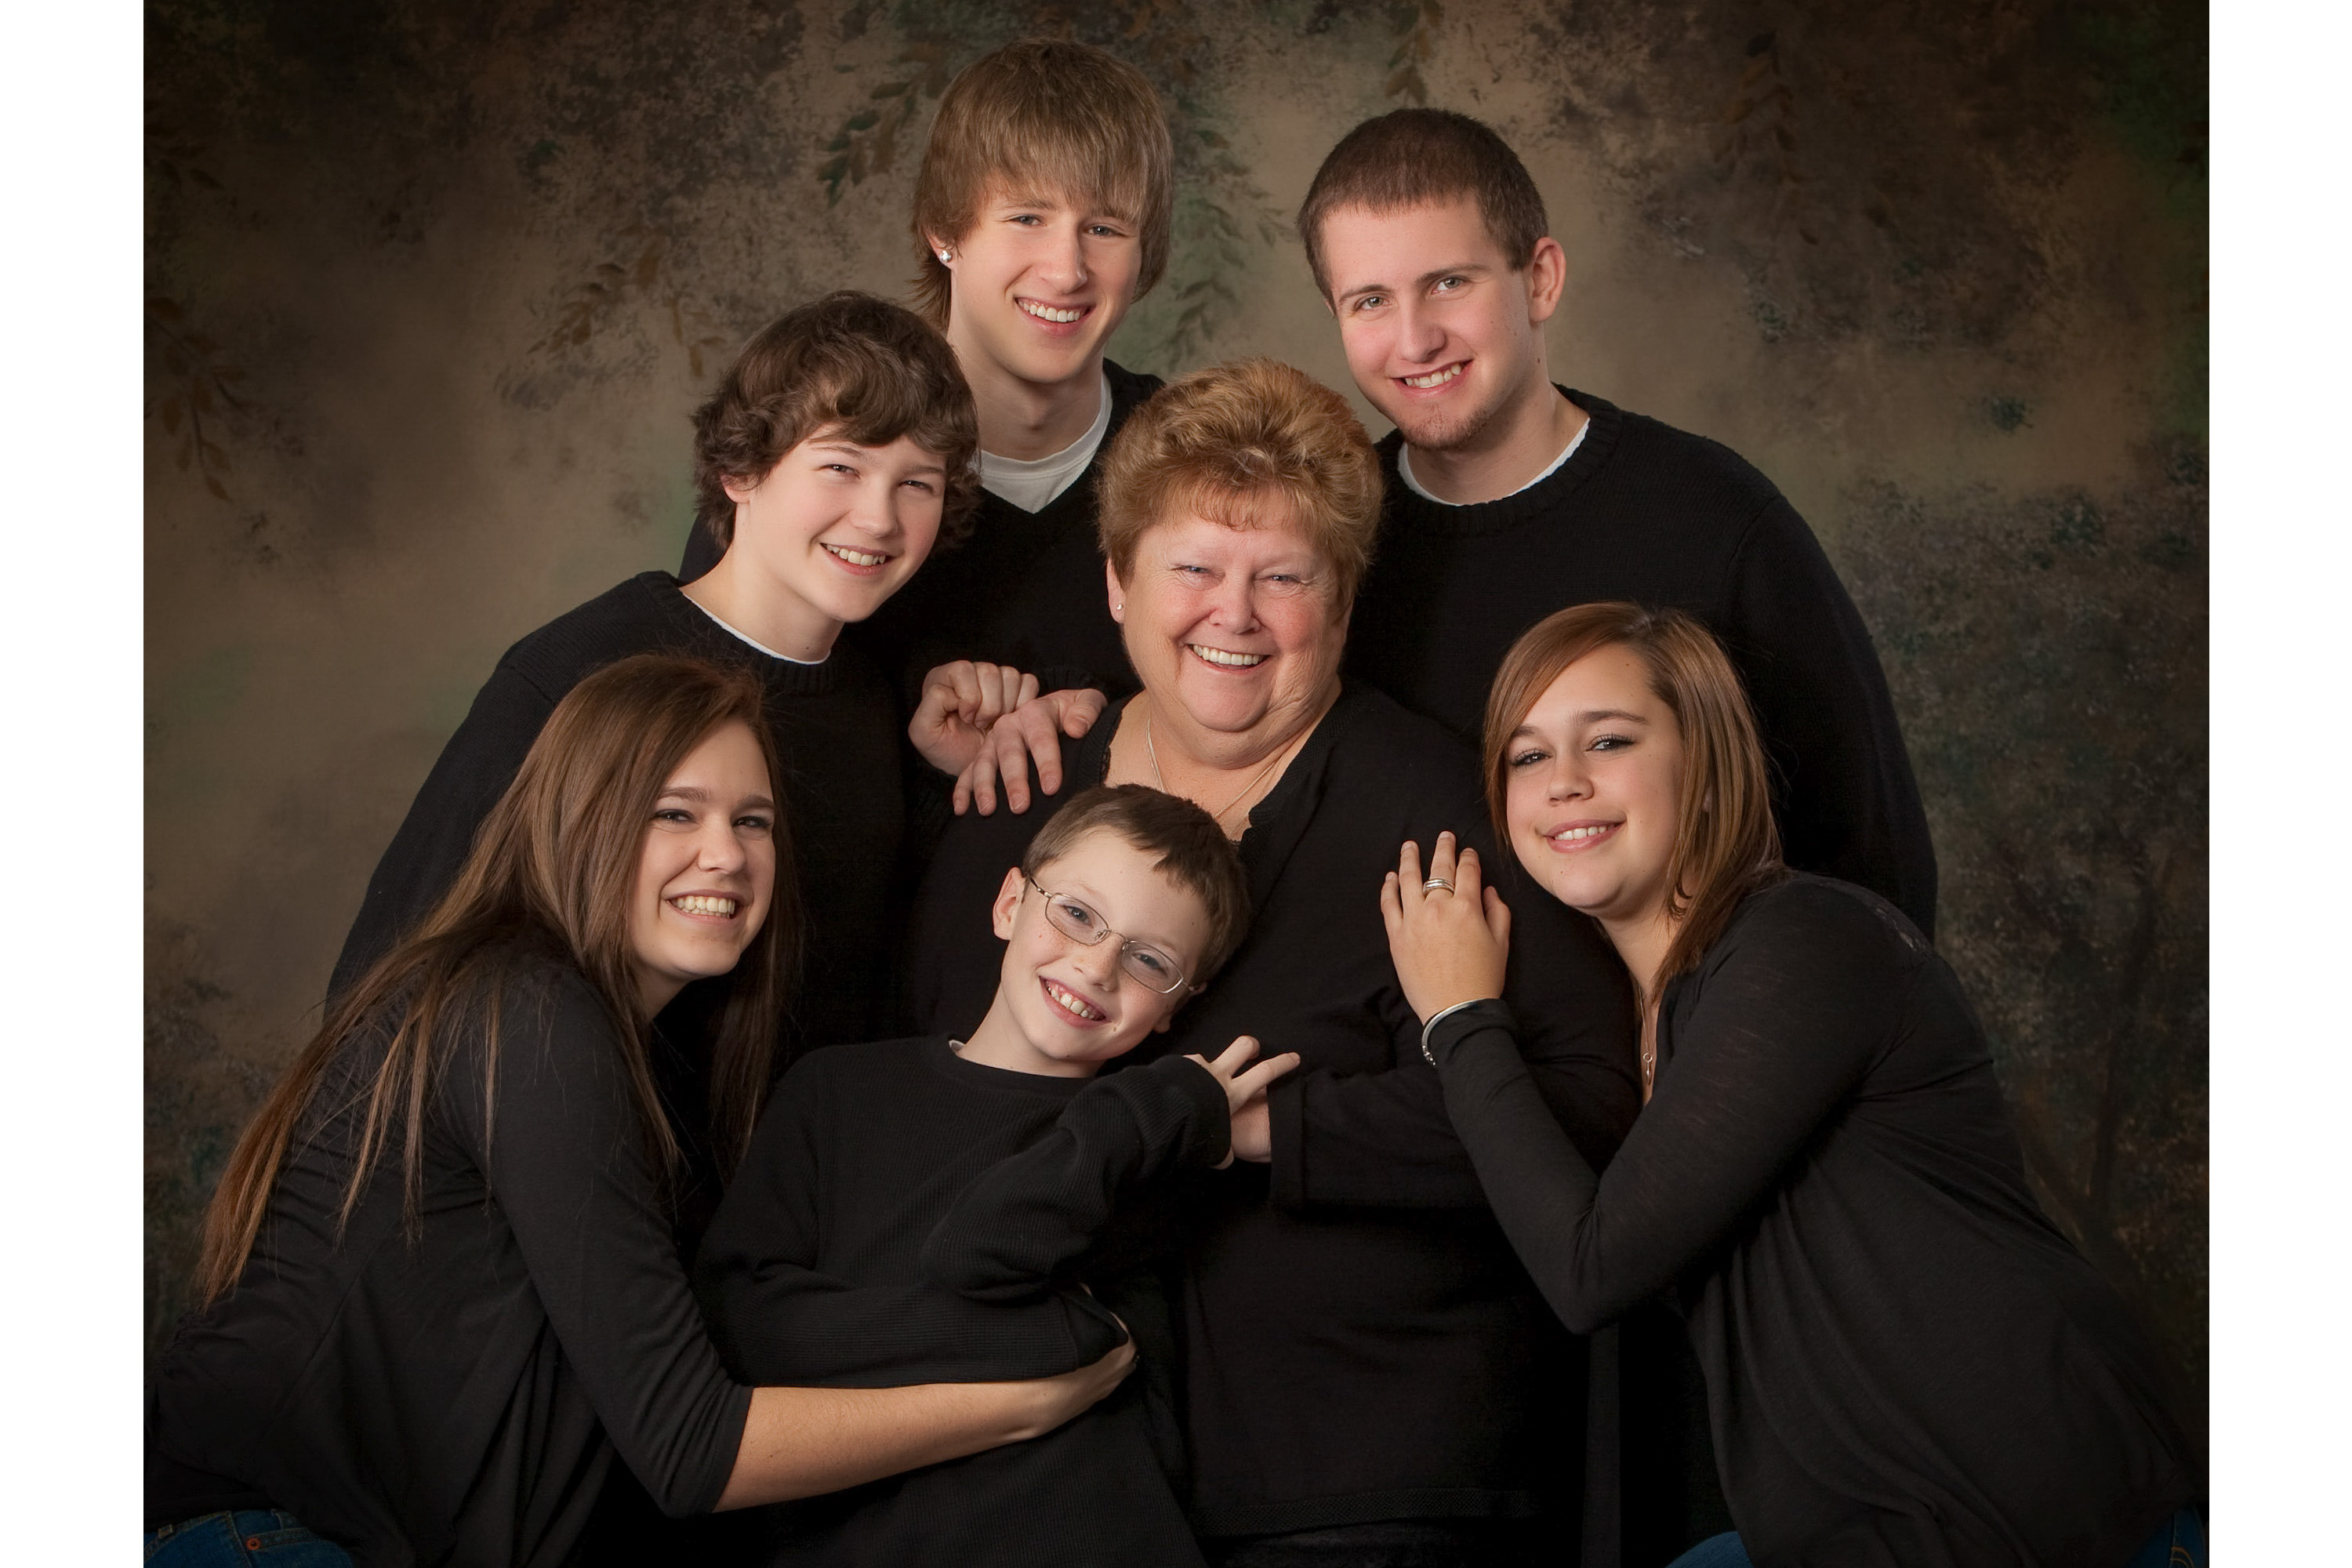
top-left (146, 654), bottom-right (1131, 1568)
top-left (1380, 604), bottom-right (2201, 1568)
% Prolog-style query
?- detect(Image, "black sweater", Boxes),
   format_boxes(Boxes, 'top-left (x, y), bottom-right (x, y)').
top-left (146, 948), bottom-right (753, 1567)
top-left (1423, 876), bottom-right (2197, 1568)
top-left (330, 572), bottom-right (904, 1059)
top-left (693, 1037), bottom-right (1229, 1567)
top-left (904, 684), bottom-right (1641, 1537)
top-left (681, 361), bottom-right (1163, 706)
top-left (1348, 390), bottom-right (1939, 938)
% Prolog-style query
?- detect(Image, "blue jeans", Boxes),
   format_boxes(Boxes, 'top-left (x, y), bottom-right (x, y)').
top-left (144, 1511), bottom-right (354, 1566)
top-left (1664, 1508), bottom-right (2208, 1568)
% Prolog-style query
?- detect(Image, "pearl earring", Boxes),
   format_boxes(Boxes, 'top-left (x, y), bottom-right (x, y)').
top-left (937, 249), bottom-right (953, 263)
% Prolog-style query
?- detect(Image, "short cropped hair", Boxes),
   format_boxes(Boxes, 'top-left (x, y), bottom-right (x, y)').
top-left (1021, 784), bottom-right (1252, 985)
top-left (909, 39), bottom-right (1174, 324)
top-left (1296, 108), bottom-right (1551, 299)
top-left (1098, 358), bottom-right (1381, 607)
top-left (691, 291), bottom-right (980, 554)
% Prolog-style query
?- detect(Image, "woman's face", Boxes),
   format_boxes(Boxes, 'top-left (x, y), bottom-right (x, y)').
top-left (627, 720), bottom-right (778, 1014)
top-left (1110, 503), bottom-right (1348, 753)
top-left (1503, 645), bottom-right (1686, 931)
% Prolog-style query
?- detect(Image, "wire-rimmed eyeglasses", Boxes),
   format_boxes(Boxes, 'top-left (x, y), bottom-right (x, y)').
top-left (1025, 876), bottom-right (1190, 995)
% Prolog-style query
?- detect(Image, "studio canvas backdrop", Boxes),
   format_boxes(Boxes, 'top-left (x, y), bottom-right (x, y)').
top-left (145, 0), bottom-right (2209, 1438)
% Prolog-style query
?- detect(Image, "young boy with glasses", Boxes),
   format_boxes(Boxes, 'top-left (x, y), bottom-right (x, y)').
top-left (694, 785), bottom-right (1293, 1567)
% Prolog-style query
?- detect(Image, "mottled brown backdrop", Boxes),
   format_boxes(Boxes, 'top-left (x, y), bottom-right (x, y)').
top-left (145, 0), bottom-right (2208, 1433)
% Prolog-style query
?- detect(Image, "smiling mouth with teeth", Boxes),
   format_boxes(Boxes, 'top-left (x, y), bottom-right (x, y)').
top-left (822, 543), bottom-right (889, 568)
top-left (1547, 826), bottom-right (1614, 844)
top-left (1399, 362), bottom-right (1465, 390)
top-left (1188, 644), bottom-right (1267, 669)
top-left (670, 895), bottom-right (739, 916)
top-left (1042, 978), bottom-right (1106, 1022)
top-left (1019, 299), bottom-right (1087, 325)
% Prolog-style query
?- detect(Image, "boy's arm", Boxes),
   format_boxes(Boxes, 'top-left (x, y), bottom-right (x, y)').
top-left (693, 1081), bottom-right (1126, 1387)
top-left (920, 1054), bottom-right (1228, 1301)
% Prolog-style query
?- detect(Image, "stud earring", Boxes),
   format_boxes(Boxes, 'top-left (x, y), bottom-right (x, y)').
top-left (937, 249), bottom-right (953, 263)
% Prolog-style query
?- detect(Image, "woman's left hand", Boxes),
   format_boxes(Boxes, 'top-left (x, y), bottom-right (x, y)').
top-left (1381, 831), bottom-right (1511, 1024)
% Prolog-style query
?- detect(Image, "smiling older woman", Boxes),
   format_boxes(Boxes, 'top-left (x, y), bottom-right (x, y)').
top-left (903, 359), bottom-right (1640, 1568)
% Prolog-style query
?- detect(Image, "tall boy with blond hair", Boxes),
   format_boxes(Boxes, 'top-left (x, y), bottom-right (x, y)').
top-left (685, 39), bottom-right (1174, 800)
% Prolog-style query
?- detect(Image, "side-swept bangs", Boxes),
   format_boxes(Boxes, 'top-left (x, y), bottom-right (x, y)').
top-left (910, 39), bottom-right (1174, 323)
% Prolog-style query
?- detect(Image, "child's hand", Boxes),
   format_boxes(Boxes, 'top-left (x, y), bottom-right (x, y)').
top-left (1185, 1035), bottom-right (1301, 1168)
top-left (1380, 832), bottom-right (1511, 1025)
top-left (909, 660), bottom-right (1038, 778)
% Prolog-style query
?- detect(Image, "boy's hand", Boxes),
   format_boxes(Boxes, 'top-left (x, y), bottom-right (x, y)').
top-left (911, 661), bottom-right (1039, 777)
top-left (1185, 1035), bottom-right (1301, 1169)
top-left (954, 687), bottom-right (1107, 815)
top-left (1380, 832), bottom-right (1511, 1025)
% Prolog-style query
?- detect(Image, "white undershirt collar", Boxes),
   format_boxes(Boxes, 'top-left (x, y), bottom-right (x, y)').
top-left (979, 371), bottom-right (1114, 514)
top-left (1398, 416), bottom-right (1589, 506)
top-left (687, 595), bottom-right (828, 666)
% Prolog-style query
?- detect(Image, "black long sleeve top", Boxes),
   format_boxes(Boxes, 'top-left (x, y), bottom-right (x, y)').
top-left (681, 361), bottom-right (1163, 706)
top-left (146, 947), bottom-right (753, 1567)
top-left (1347, 390), bottom-right (1940, 937)
top-left (328, 572), bottom-right (905, 1060)
top-left (692, 1036), bottom-right (1228, 1567)
top-left (903, 684), bottom-right (1641, 1537)
top-left (1422, 875), bottom-right (2196, 1568)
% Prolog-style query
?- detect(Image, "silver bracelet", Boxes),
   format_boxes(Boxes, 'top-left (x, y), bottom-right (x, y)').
top-left (1419, 999), bottom-right (1487, 1066)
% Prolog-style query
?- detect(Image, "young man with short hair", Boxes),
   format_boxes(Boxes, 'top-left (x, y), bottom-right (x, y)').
top-left (1299, 107), bottom-right (1940, 1566)
top-left (695, 785), bottom-right (1293, 1566)
top-left (1300, 107), bottom-right (1937, 941)
top-left (684, 39), bottom-right (1174, 795)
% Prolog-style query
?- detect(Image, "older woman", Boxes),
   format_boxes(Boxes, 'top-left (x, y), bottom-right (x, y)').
top-left (903, 359), bottom-right (1640, 1568)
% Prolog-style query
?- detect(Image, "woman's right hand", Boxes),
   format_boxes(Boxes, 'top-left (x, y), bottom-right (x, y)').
top-left (953, 687), bottom-right (1108, 815)
top-left (1008, 1338), bottom-right (1136, 1439)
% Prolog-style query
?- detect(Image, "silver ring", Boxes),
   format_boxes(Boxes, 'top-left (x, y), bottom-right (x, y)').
top-left (1422, 877), bottom-right (1455, 894)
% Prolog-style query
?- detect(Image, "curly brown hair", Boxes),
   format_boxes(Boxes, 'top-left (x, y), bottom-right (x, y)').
top-left (691, 291), bottom-right (980, 555)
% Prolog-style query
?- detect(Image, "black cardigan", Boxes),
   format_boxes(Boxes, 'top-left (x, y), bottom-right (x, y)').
top-left (1423, 875), bottom-right (2198, 1568)
top-left (147, 946), bottom-right (753, 1567)
top-left (903, 684), bottom-right (1640, 1537)
top-left (694, 1038), bottom-right (1226, 1566)
top-left (1348, 390), bottom-right (1939, 938)
top-left (681, 360), bottom-right (1163, 706)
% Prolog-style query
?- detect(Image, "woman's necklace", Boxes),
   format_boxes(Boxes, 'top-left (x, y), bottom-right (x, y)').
top-left (1146, 710), bottom-right (1297, 836)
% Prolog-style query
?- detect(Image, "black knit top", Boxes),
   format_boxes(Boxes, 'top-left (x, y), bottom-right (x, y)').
top-left (693, 1037), bottom-right (1229, 1566)
top-left (1422, 875), bottom-right (2198, 1568)
top-left (1348, 390), bottom-right (1939, 937)
top-left (329, 571), bottom-right (906, 1063)
top-left (147, 947), bottom-right (753, 1567)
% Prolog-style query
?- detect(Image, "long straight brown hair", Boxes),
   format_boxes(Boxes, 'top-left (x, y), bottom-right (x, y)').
top-left (197, 654), bottom-right (794, 1305)
top-left (1483, 602), bottom-right (1787, 1005)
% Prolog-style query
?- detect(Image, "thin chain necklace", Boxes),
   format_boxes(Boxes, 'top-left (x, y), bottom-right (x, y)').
top-left (1146, 709), bottom-right (1297, 835)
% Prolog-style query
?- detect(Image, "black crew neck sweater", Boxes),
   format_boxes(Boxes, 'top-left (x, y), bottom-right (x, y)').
top-left (902, 684), bottom-right (1640, 1539)
top-left (693, 1037), bottom-right (1229, 1567)
top-left (147, 946), bottom-right (753, 1566)
top-left (1348, 389), bottom-right (1939, 938)
top-left (329, 571), bottom-right (905, 1066)
top-left (1424, 876), bottom-right (2198, 1568)
top-left (681, 360), bottom-right (1162, 706)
